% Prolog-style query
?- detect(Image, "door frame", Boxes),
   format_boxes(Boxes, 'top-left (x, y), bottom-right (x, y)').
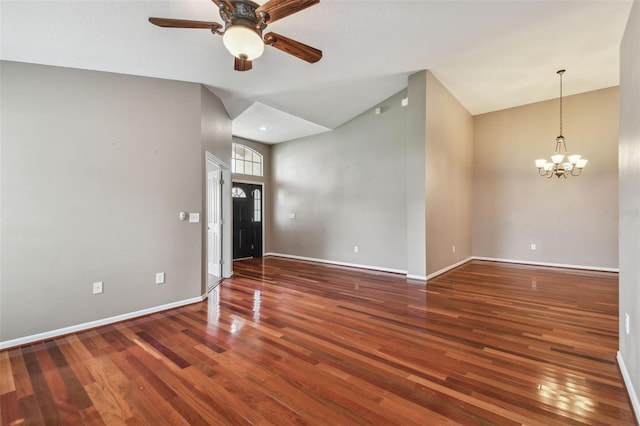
top-left (206, 152), bottom-right (232, 290)
top-left (232, 179), bottom-right (265, 258)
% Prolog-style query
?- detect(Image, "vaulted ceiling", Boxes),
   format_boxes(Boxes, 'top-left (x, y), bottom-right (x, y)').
top-left (1, 0), bottom-right (632, 143)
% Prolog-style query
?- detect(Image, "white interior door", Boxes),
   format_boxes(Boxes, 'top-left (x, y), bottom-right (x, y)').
top-left (208, 168), bottom-right (222, 279)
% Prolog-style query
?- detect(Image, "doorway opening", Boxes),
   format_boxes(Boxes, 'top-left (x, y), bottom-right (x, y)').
top-left (232, 182), bottom-right (263, 259)
top-left (206, 153), bottom-right (231, 291)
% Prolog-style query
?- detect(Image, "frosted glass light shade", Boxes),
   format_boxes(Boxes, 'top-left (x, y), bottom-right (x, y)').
top-left (535, 159), bottom-right (547, 168)
top-left (576, 159), bottom-right (588, 168)
top-left (551, 154), bottom-right (565, 164)
top-left (223, 25), bottom-right (264, 60)
top-left (544, 163), bottom-right (554, 171)
top-left (568, 154), bottom-right (582, 164)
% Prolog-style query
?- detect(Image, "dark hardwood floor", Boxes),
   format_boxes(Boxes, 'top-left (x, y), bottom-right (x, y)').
top-left (0, 258), bottom-right (635, 425)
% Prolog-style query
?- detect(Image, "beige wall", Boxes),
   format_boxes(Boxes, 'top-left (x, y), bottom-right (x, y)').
top-left (0, 62), bottom-right (231, 343)
top-left (425, 72), bottom-right (473, 275)
top-left (270, 90), bottom-right (408, 271)
top-left (473, 87), bottom-right (619, 268)
top-left (619, 0), bottom-right (640, 412)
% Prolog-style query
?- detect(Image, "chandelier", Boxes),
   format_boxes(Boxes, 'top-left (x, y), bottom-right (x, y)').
top-left (535, 69), bottom-right (588, 178)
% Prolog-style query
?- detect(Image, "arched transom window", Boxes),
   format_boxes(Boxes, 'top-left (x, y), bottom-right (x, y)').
top-left (232, 143), bottom-right (263, 177)
top-left (231, 187), bottom-right (247, 198)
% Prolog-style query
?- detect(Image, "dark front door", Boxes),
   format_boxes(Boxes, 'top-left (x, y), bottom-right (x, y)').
top-left (232, 183), bottom-right (263, 259)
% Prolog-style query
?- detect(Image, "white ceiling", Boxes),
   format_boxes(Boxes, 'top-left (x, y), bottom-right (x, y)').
top-left (1, 0), bottom-right (633, 144)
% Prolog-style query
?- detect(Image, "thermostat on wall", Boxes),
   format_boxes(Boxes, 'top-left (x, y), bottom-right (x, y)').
top-left (189, 213), bottom-right (200, 223)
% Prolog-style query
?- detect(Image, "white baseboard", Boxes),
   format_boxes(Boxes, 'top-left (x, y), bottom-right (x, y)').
top-left (471, 256), bottom-right (619, 273)
top-left (264, 252), bottom-right (407, 275)
top-left (264, 253), bottom-right (475, 282)
top-left (426, 257), bottom-right (473, 281)
top-left (262, 254), bottom-right (614, 281)
top-left (0, 295), bottom-right (206, 350)
top-left (617, 351), bottom-right (640, 421)
top-left (407, 274), bottom-right (427, 281)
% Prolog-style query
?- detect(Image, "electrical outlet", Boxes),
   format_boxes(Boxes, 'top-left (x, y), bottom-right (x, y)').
top-left (354, 246), bottom-right (359, 253)
top-left (531, 243), bottom-right (537, 250)
top-left (156, 272), bottom-right (165, 284)
top-left (452, 245), bottom-right (456, 253)
top-left (93, 282), bottom-right (103, 295)
top-left (625, 313), bottom-right (630, 335)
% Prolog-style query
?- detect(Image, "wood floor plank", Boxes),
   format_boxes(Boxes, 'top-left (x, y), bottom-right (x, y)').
top-left (0, 351), bottom-right (15, 397)
top-left (0, 390), bottom-right (19, 426)
top-left (0, 258), bottom-right (636, 425)
top-left (84, 381), bottom-right (129, 425)
top-left (21, 345), bottom-right (62, 424)
top-left (32, 341), bottom-right (85, 425)
top-left (84, 356), bottom-right (135, 422)
top-left (7, 348), bottom-right (33, 400)
top-left (45, 339), bottom-right (93, 410)
top-left (17, 393), bottom-right (45, 425)
top-left (54, 336), bottom-right (97, 388)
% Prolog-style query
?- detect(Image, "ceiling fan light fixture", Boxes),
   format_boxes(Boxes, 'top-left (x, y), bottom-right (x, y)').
top-left (223, 25), bottom-right (264, 60)
top-left (148, 0), bottom-right (322, 71)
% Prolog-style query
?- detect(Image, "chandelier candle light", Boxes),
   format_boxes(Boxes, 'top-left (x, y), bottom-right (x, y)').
top-left (535, 69), bottom-right (588, 178)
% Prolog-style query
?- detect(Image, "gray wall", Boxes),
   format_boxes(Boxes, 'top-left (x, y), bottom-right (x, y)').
top-left (201, 86), bottom-right (233, 282)
top-left (270, 90), bottom-right (408, 271)
top-left (619, 0), bottom-right (640, 410)
top-left (269, 73), bottom-right (474, 277)
top-left (406, 72), bottom-right (427, 277)
top-left (425, 71), bottom-right (473, 275)
top-left (473, 87), bottom-right (619, 268)
top-left (0, 61), bottom-right (231, 342)
top-left (202, 87), bottom-right (232, 165)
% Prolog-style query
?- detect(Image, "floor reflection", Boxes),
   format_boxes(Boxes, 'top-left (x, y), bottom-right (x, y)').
top-left (207, 283), bottom-right (220, 324)
top-left (253, 290), bottom-right (261, 322)
top-left (230, 317), bottom-right (244, 334)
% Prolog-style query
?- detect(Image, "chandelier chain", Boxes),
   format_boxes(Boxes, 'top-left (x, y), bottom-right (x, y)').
top-left (559, 70), bottom-right (563, 136)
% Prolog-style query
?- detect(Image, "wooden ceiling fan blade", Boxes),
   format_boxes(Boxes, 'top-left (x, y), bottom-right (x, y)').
top-left (235, 56), bottom-right (253, 71)
top-left (211, 0), bottom-right (234, 11)
top-left (148, 17), bottom-right (222, 31)
top-left (256, 0), bottom-right (319, 24)
top-left (264, 32), bottom-right (322, 63)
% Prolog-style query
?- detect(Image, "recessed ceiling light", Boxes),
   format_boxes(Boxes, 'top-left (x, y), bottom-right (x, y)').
top-left (259, 126), bottom-right (268, 131)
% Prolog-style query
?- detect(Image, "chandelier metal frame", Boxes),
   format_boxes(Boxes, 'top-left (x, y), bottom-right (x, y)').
top-left (535, 69), bottom-right (588, 179)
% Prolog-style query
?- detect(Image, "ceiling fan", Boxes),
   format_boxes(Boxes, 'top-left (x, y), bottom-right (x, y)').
top-left (149, 0), bottom-right (322, 71)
